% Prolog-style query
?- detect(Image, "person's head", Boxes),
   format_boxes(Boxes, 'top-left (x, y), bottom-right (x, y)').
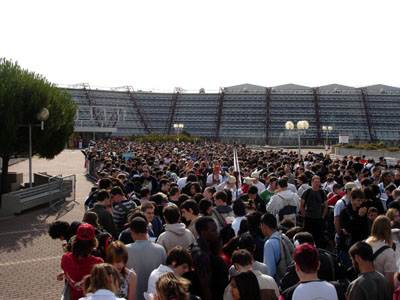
top-left (190, 182), bottom-right (201, 196)
top-left (198, 198), bottom-right (213, 216)
top-left (293, 231), bottom-right (315, 247)
top-left (268, 177), bottom-right (278, 190)
top-left (386, 208), bottom-right (400, 223)
top-left (181, 200), bottom-right (199, 221)
top-left (71, 223), bottom-right (97, 258)
top-left (213, 190), bottom-right (228, 206)
top-left (344, 182), bottom-right (357, 196)
top-left (142, 165), bottom-right (151, 178)
top-left (260, 213), bottom-right (277, 238)
top-left (370, 215), bottom-right (393, 247)
top-left (276, 178), bottom-right (288, 191)
top-left (393, 189), bottom-right (400, 200)
top-left (297, 174), bottom-right (307, 185)
top-left (110, 186), bottom-right (125, 203)
top-left (230, 270), bottom-right (261, 300)
top-left (233, 199), bottom-right (246, 217)
top-left (294, 243), bottom-right (320, 276)
top-left (48, 221), bottom-right (70, 240)
top-left (349, 241), bottom-right (374, 273)
top-left (170, 186), bottom-right (180, 200)
top-left (140, 202), bottom-right (155, 222)
top-left (160, 179), bottom-right (171, 193)
top-left (350, 188), bottom-right (364, 209)
top-left (129, 217), bottom-right (148, 240)
top-left (163, 205), bottom-right (181, 224)
top-left (99, 178), bottom-right (112, 190)
top-left (140, 187), bottom-right (151, 200)
top-left (195, 216), bottom-right (219, 243)
top-left (367, 207), bottom-right (378, 223)
top-left (82, 211), bottom-right (100, 228)
top-left (97, 189), bottom-right (111, 206)
top-left (231, 249), bottom-right (253, 270)
top-left (155, 272), bottom-right (190, 300)
top-left (203, 186), bottom-right (216, 199)
top-left (379, 171), bottom-right (393, 184)
top-left (311, 175), bottom-right (321, 190)
top-left (166, 246), bottom-right (193, 276)
top-left (105, 241), bottom-right (128, 276)
top-left (83, 263), bottom-right (120, 295)
top-left (332, 184), bottom-right (342, 195)
top-left (238, 232), bottom-right (256, 255)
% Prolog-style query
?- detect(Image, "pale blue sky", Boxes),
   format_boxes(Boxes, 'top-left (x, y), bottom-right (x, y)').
top-left (2, 0), bottom-right (399, 92)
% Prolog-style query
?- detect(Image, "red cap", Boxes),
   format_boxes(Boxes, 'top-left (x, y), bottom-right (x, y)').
top-left (76, 223), bottom-right (95, 240)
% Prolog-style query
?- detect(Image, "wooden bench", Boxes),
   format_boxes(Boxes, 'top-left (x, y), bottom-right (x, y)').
top-left (0, 178), bottom-right (73, 217)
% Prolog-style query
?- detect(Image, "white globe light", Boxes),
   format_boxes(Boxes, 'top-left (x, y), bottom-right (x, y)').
top-left (285, 121), bottom-right (294, 130)
top-left (303, 121), bottom-right (309, 130)
top-left (322, 126), bottom-right (327, 131)
top-left (297, 121), bottom-right (304, 130)
top-left (328, 126), bottom-right (333, 131)
top-left (36, 108), bottom-right (50, 121)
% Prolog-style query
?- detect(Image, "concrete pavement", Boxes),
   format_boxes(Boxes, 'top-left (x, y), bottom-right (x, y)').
top-left (0, 150), bottom-right (94, 299)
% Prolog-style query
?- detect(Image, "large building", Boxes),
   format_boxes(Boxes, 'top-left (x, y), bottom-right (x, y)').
top-left (68, 83), bottom-right (400, 146)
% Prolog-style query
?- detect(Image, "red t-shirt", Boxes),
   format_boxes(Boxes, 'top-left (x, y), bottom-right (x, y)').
top-left (327, 192), bottom-right (345, 206)
top-left (61, 252), bottom-right (104, 300)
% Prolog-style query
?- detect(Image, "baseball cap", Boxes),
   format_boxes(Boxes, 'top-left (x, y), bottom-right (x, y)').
top-left (76, 223), bottom-right (95, 240)
top-left (344, 182), bottom-right (357, 190)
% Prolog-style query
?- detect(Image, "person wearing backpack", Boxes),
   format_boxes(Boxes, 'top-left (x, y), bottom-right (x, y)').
top-left (111, 186), bottom-right (136, 235)
top-left (266, 178), bottom-right (299, 223)
top-left (300, 175), bottom-right (328, 248)
top-left (260, 213), bottom-right (294, 284)
top-left (346, 241), bottom-right (391, 300)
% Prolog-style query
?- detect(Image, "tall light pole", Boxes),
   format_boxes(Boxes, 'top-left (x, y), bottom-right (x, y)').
top-left (322, 125), bottom-right (333, 154)
top-left (285, 120), bottom-right (309, 159)
top-left (27, 108), bottom-right (50, 188)
top-left (173, 123), bottom-right (184, 143)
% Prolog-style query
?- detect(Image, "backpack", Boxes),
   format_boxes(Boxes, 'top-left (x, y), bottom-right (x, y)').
top-left (270, 232), bottom-right (295, 278)
top-left (277, 194), bottom-right (297, 222)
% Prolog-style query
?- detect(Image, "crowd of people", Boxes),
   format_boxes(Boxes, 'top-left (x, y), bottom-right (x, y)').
top-left (48, 139), bottom-right (400, 300)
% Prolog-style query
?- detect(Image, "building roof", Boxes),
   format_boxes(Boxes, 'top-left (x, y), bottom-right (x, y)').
top-left (272, 83), bottom-right (312, 90)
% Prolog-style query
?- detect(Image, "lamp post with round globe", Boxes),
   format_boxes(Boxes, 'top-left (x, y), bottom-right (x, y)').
top-left (173, 123), bottom-right (184, 143)
top-left (28, 108), bottom-right (50, 188)
top-left (322, 125), bottom-right (333, 154)
top-left (285, 120), bottom-right (309, 158)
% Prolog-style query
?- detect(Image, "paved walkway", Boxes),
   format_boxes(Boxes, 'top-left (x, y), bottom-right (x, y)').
top-left (0, 150), bottom-right (94, 299)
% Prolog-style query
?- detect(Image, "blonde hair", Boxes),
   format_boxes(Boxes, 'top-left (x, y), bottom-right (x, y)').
top-left (155, 272), bottom-right (190, 300)
top-left (82, 263), bottom-right (120, 295)
top-left (386, 208), bottom-right (399, 222)
top-left (370, 215), bottom-right (393, 247)
top-left (106, 241), bottom-right (128, 276)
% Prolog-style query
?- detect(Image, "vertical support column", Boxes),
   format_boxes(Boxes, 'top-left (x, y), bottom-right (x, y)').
top-left (28, 124), bottom-right (33, 188)
top-left (360, 88), bottom-right (376, 142)
top-left (265, 87), bottom-right (272, 145)
top-left (312, 88), bottom-right (322, 143)
top-left (166, 89), bottom-right (180, 135)
top-left (215, 88), bottom-right (225, 141)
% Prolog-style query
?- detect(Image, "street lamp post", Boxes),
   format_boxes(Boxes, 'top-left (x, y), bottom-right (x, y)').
top-left (322, 125), bottom-right (333, 154)
top-left (285, 120), bottom-right (309, 159)
top-left (173, 123), bottom-right (184, 143)
top-left (27, 108), bottom-right (50, 188)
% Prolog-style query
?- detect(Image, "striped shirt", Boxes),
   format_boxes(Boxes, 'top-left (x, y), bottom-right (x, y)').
top-left (113, 199), bottom-right (136, 233)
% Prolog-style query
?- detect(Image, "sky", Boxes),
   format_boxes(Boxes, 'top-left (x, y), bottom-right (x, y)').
top-left (2, 0), bottom-right (400, 92)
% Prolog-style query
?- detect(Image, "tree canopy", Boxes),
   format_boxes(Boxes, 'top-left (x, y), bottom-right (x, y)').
top-left (0, 58), bottom-right (77, 194)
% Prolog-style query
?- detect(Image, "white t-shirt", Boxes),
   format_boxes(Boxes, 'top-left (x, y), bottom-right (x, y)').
top-left (147, 264), bottom-right (173, 296)
top-left (232, 216), bottom-right (246, 235)
top-left (291, 280), bottom-right (339, 300)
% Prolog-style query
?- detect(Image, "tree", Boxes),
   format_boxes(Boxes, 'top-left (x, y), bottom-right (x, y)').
top-left (0, 58), bottom-right (77, 196)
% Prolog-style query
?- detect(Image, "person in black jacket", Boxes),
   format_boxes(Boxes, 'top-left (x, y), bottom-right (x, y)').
top-left (339, 188), bottom-right (369, 268)
top-left (280, 232), bottom-right (341, 292)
